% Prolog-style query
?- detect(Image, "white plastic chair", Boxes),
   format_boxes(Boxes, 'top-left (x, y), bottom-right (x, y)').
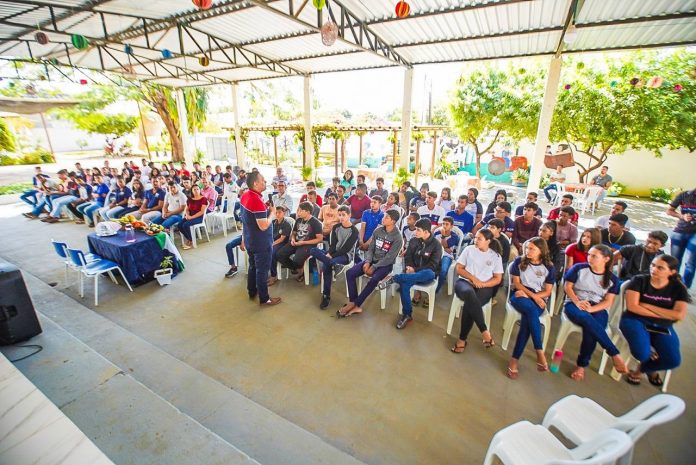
top-left (181, 207), bottom-right (210, 248)
top-left (209, 191), bottom-right (238, 236)
top-left (501, 264), bottom-right (554, 351)
top-left (446, 229), bottom-right (469, 296)
top-left (398, 278), bottom-right (438, 321)
top-left (575, 186), bottom-right (604, 215)
top-left (550, 182), bottom-right (567, 206)
top-left (543, 394), bottom-right (685, 465)
top-left (483, 420), bottom-right (632, 465)
top-left (446, 292), bottom-right (492, 335)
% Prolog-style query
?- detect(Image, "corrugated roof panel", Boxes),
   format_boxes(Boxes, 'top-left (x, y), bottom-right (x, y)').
top-left (194, 8), bottom-right (311, 44)
top-left (205, 66), bottom-right (283, 81)
top-left (67, 13), bottom-right (140, 39)
top-left (244, 33), bottom-right (357, 61)
top-left (577, 0), bottom-right (696, 23)
top-left (160, 55), bottom-right (231, 72)
top-left (148, 77), bottom-right (211, 87)
top-left (96, 0), bottom-right (195, 20)
top-left (0, 39), bottom-right (62, 59)
top-left (568, 18), bottom-right (696, 51)
top-left (337, 0), bottom-right (479, 22)
top-left (285, 51), bottom-right (395, 73)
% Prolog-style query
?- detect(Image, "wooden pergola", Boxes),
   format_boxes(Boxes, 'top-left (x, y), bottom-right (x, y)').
top-left (224, 124), bottom-right (448, 183)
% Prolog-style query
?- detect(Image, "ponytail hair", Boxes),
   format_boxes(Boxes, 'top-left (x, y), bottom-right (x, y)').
top-left (590, 244), bottom-right (614, 289)
top-left (477, 229), bottom-right (503, 258)
top-left (654, 254), bottom-right (692, 302)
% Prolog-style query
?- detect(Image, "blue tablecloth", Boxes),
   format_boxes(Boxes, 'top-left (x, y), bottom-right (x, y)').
top-left (87, 231), bottom-right (165, 284)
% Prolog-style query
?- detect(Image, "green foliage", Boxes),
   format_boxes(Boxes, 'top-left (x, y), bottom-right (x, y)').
top-left (607, 182), bottom-right (626, 196)
top-left (539, 173), bottom-right (551, 189)
top-left (264, 130), bottom-right (281, 138)
top-left (0, 182), bottom-right (32, 194)
top-left (511, 168), bottom-right (530, 184)
top-left (184, 87), bottom-right (209, 133)
top-left (74, 113), bottom-right (137, 138)
top-left (650, 187), bottom-right (681, 203)
top-left (0, 148), bottom-right (54, 166)
top-left (0, 118), bottom-right (16, 152)
top-left (411, 131), bottom-right (425, 142)
top-left (0, 154), bottom-right (17, 165)
top-left (393, 167), bottom-right (411, 188)
top-left (301, 166), bottom-right (313, 181)
top-left (160, 255), bottom-right (174, 270)
top-left (194, 149), bottom-right (205, 164)
top-left (435, 157), bottom-right (456, 180)
top-left (315, 178), bottom-right (325, 188)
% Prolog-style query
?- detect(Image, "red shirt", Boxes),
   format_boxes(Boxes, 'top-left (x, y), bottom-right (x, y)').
top-left (186, 196), bottom-right (208, 215)
top-left (346, 194), bottom-right (371, 220)
top-left (548, 207), bottom-right (579, 224)
top-left (565, 243), bottom-right (588, 265)
top-left (300, 193), bottom-right (323, 207)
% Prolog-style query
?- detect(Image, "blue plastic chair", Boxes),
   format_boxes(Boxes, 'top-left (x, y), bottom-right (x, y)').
top-left (51, 239), bottom-right (99, 284)
top-left (66, 247), bottom-right (133, 306)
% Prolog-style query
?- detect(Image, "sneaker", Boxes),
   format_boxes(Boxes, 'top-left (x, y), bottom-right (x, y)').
top-left (319, 294), bottom-right (330, 310)
top-left (396, 314), bottom-right (412, 330)
top-left (225, 266), bottom-right (238, 278)
top-left (377, 276), bottom-right (394, 291)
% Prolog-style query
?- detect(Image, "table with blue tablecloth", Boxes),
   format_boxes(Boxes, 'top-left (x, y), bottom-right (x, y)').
top-left (87, 231), bottom-right (181, 284)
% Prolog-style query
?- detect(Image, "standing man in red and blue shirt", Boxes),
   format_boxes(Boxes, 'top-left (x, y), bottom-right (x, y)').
top-left (240, 172), bottom-right (281, 306)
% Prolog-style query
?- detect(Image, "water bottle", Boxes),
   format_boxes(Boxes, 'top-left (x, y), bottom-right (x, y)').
top-left (125, 224), bottom-right (136, 243)
top-left (311, 266), bottom-right (319, 286)
top-left (550, 349), bottom-right (563, 373)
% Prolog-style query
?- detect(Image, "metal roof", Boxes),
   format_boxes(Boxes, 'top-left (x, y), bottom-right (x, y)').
top-left (0, 0), bottom-right (694, 86)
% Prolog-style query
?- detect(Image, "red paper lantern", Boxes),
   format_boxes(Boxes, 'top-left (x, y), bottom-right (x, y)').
top-left (321, 21), bottom-right (338, 46)
top-left (395, 1), bottom-right (411, 18)
top-left (35, 32), bottom-right (49, 45)
top-left (79, 79), bottom-right (88, 85)
top-left (674, 84), bottom-right (683, 92)
top-left (192, 0), bottom-right (213, 10)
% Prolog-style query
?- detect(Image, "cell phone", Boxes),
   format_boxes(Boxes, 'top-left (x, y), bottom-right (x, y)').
top-left (646, 325), bottom-right (670, 335)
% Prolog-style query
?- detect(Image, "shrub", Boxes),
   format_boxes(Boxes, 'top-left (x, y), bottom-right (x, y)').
top-left (650, 187), bottom-right (681, 203)
top-left (0, 154), bottom-right (18, 166)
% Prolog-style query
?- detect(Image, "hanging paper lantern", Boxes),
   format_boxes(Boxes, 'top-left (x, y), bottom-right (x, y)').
top-left (312, 0), bottom-right (326, 9)
top-left (647, 76), bottom-right (663, 88)
top-left (48, 57), bottom-right (59, 66)
top-left (674, 84), bottom-right (683, 92)
top-left (124, 44), bottom-right (133, 55)
top-left (564, 84), bottom-right (571, 90)
top-left (609, 80), bottom-right (618, 88)
top-left (192, 0), bottom-right (213, 10)
top-left (629, 77), bottom-right (640, 86)
top-left (517, 68), bottom-right (526, 74)
top-left (635, 79), bottom-right (644, 88)
top-left (199, 56), bottom-right (210, 67)
top-left (8, 82), bottom-right (15, 88)
top-left (39, 74), bottom-right (47, 81)
top-left (395, 1), bottom-right (411, 18)
top-left (161, 49), bottom-right (172, 59)
top-left (35, 32), bottom-right (49, 45)
top-left (79, 79), bottom-right (88, 85)
top-left (71, 34), bottom-right (89, 50)
top-left (576, 62), bottom-right (585, 70)
top-left (320, 20), bottom-right (338, 46)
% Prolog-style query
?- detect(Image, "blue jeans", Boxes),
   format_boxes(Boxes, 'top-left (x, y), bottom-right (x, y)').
top-left (346, 260), bottom-right (393, 307)
top-left (50, 195), bottom-right (78, 217)
top-left (114, 206), bottom-right (139, 218)
top-left (153, 214), bottom-right (182, 229)
top-left (83, 203), bottom-right (104, 225)
top-left (225, 235), bottom-right (243, 266)
top-left (510, 294), bottom-right (545, 359)
top-left (20, 190), bottom-right (38, 206)
top-left (564, 302), bottom-right (618, 367)
top-left (670, 231), bottom-right (695, 288)
top-left (310, 248), bottom-right (350, 297)
top-left (620, 314), bottom-right (681, 373)
top-left (543, 183), bottom-right (559, 202)
top-left (437, 256), bottom-right (453, 293)
top-left (393, 269), bottom-right (436, 316)
top-left (248, 246), bottom-right (272, 303)
top-left (178, 216), bottom-right (204, 241)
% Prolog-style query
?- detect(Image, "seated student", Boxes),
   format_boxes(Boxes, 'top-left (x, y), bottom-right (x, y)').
top-left (340, 170), bottom-right (356, 193)
top-left (589, 165), bottom-right (612, 207)
top-left (136, 178), bottom-right (166, 222)
top-left (485, 189), bottom-right (508, 216)
top-left (487, 218), bottom-right (512, 269)
top-left (563, 244), bottom-right (628, 381)
top-left (548, 194), bottom-right (579, 224)
top-left (345, 183), bottom-right (371, 224)
top-left (319, 192), bottom-right (340, 240)
top-left (512, 202), bottom-right (544, 253)
top-left (465, 188), bottom-right (484, 224)
top-left (265, 206), bottom-right (294, 284)
top-left (473, 201), bottom-right (514, 239)
top-left (600, 213), bottom-right (636, 250)
top-left (200, 177), bottom-right (218, 211)
top-left (66, 176), bottom-right (93, 224)
top-left (369, 177), bottom-right (389, 201)
top-left (177, 185), bottom-right (209, 250)
top-left (543, 165), bottom-right (566, 203)
top-left (311, 206), bottom-right (359, 309)
top-left (79, 175), bottom-right (111, 227)
top-left (450, 229), bottom-right (503, 353)
top-left (565, 227), bottom-right (601, 270)
top-left (417, 191), bottom-right (447, 226)
top-left (325, 177), bottom-right (341, 199)
top-left (434, 217), bottom-right (460, 293)
top-left (506, 237), bottom-right (556, 379)
top-left (41, 172), bottom-right (80, 223)
top-left (299, 181), bottom-right (323, 207)
top-left (408, 184), bottom-right (429, 212)
top-left (401, 212), bottom-right (419, 255)
top-left (398, 181), bottom-right (417, 211)
top-left (379, 218), bottom-right (442, 329)
top-left (298, 190), bottom-right (321, 218)
top-left (276, 202), bottom-right (324, 281)
top-left (437, 187), bottom-right (454, 212)
top-left (151, 181), bottom-right (187, 229)
top-left (340, 210), bottom-right (403, 317)
top-left (114, 179), bottom-right (145, 219)
top-left (621, 255), bottom-right (690, 387)
top-left (19, 167), bottom-right (46, 207)
top-left (355, 174), bottom-right (366, 193)
top-left (555, 206), bottom-right (578, 249)
top-left (595, 201), bottom-right (631, 230)
top-left (614, 230), bottom-right (668, 281)
top-left (98, 176), bottom-right (132, 221)
top-left (359, 196), bottom-right (384, 251)
top-left (381, 192), bottom-right (404, 218)
top-left (180, 176), bottom-right (193, 197)
top-left (447, 195), bottom-right (475, 235)
top-left (335, 185), bottom-right (347, 204)
top-left (514, 192), bottom-right (543, 219)
top-left (271, 166), bottom-right (287, 192)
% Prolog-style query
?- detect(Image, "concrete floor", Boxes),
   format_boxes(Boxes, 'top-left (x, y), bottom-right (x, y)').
top-left (0, 201), bottom-right (694, 465)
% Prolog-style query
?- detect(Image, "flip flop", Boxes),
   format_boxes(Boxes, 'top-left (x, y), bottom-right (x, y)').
top-left (536, 362), bottom-right (549, 372)
top-left (345, 307), bottom-right (362, 317)
top-left (570, 367), bottom-right (585, 381)
top-left (450, 341), bottom-right (467, 354)
top-left (648, 373), bottom-right (663, 387)
top-left (483, 338), bottom-right (495, 349)
top-left (507, 367), bottom-right (519, 379)
top-left (626, 373), bottom-right (642, 385)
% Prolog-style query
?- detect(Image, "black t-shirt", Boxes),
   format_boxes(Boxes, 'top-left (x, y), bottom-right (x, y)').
top-left (626, 274), bottom-right (690, 327)
top-left (273, 219), bottom-right (292, 244)
top-left (670, 189), bottom-right (696, 234)
top-left (619, 245), bottom-right (663, 280)
top-left (293, 216), bottom-right (322, 242)
top-left (601, 228), bottom-right (636, 250)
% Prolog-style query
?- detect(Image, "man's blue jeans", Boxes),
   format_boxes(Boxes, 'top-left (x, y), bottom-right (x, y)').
top-left (620, 314), bottom-right (681, 373)
top-left (437, 256), bottom-right (453, 293)
top-left (346, 260), bottom-right (392, 307)
top-left (393, 269), bottom-right (436, 316)
top-left (310, 248), bottom-right (349, 297)
top-left (510, 294), bottom-right (545, 359)
top-left (564, 302), bottom-right (618, 367)
top-left (225, 235), bottom-right (243, 266)
top-left (543, 183), bottom-right (560, 202)
top-left (152, 214), bottom-right (182, 229)
top-left (670, 231), bottom-right (695, 288)
top-left (248, 246), bottom-right (272, 303)
top-left (20, 190), bottom-right (38, 206)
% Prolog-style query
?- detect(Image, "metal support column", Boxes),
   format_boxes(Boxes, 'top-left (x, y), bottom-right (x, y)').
top-left (399, 67), bottom-right (413, 171)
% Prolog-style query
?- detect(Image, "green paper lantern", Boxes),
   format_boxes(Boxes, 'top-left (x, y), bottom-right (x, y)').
top-left (71, 34), bottom-right (89, 50)
top-left (48, 58), bottom-right (59, 66)
top-left (610, 80), bottom-right (618, 87)
top-left (576, 62), bottom-right (585, 70)
top-left (313, 0), bottom-right (326, 9)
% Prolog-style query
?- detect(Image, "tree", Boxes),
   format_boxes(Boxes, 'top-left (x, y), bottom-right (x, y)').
top-left (450, 67), bottom-right (542, 178)
top-left (0, 118), bottom-right (16, 152)
top-left (551, 50), bottom-right (695, 182)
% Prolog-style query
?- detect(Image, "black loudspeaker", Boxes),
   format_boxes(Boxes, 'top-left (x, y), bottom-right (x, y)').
top-left (0, 262), bottom-right (42, 345)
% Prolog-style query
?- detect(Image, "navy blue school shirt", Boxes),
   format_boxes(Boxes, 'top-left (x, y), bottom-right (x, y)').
top-left (94, 183), bottom-right (110, 206)
top-left (144, 188), bottom-right (165, 209)
top-left (113, 186), bottom-right (132, 203)
top-left (514, 205), bottom-right (543, 218)
top-left (480, 213), bottom-right (515, 234)
top-left (447, 209), bottom-right (474, 234)
top-left (240, 188), bottom-right (272, 253)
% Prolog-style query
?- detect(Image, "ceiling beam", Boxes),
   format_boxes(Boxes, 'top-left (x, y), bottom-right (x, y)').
top-left (555, 0), bottom-right (581, 56)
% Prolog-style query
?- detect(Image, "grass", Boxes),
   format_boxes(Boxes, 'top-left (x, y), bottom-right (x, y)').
top-left (0, 182), bottom-right (31, 195)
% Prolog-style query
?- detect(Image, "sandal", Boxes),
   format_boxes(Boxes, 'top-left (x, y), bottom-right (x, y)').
top-left (536, 362), bottom-right (549, 372)
top-left (345, 308), bottom-right (362, 317)
top-left (450, 340), bottom-right (467, 354)
top-left (626, 373), bottom-right (642, 386)
top-left (570, 367), bottom-right (585, 381)
top-left (507, 367), bottom-right (519, 379)
top-left (648, 373), bottom-right (664, 387)
top-left (483, 338), bottom-right (495, 349)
